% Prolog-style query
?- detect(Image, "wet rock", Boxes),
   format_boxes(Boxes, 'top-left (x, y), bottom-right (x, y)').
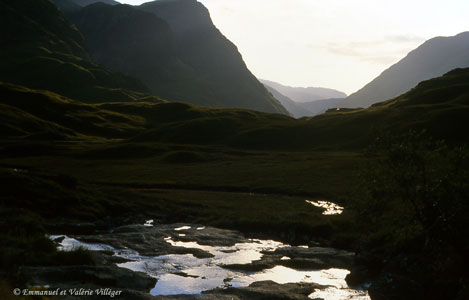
top-left (20, 265), bottom-right (156, 292)
top-left (74, 224), bottom-right (247, 259)
top-left (206, 280), bottom-right (323, 300)
top-left (224, 245), bottom-right (354, 272)
top-left (148, 281), bottom-right (322, 300)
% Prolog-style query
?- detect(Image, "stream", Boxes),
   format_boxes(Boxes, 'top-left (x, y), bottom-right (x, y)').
top-left (50, 206), bottom-right (370, 300)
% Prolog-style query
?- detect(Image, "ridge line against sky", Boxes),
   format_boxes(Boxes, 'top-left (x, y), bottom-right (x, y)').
top-left (117, 0), bottom-right (468, 94)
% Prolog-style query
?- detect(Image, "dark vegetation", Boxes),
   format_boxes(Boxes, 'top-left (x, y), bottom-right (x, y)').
top-left (349, 132), bottom-right (468, 299)
top-left (1, 68), bottom-right (468, 298)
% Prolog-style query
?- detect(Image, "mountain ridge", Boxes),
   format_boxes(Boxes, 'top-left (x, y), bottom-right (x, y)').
top-left (0, 0), bottom-right (160, 103)
top-left (260, 79), bottom-right (347, 103)
top-left (63, 0), bottom-right (289, 115)
top-left (262, 84), bottom-right (312, 118)
top-left (341, 31), bottom-right (469, 108)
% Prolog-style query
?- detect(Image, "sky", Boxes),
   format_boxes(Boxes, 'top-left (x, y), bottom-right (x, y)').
top-left (119, 0), bottom-right (468, 95)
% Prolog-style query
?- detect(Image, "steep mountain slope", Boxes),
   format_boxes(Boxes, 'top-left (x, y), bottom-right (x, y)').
top-left (260, 79), bottom-right (347, 103)
top-left (50, 0), bottom-right (82, 13)
top-left (52, 0), bottom-right (119, 13)
top-left (262, 84), bottom-right (312, 118)
top-left (67, 0), bottom-right (287, 114)
top-left (66, 3), bottom-right (198, 103)
top-left (73, 0), bottom-right (119, 5)
top-left (342, 32), bottom-right (469, 108)
top-left (0, 0), bottom-right (158, 103)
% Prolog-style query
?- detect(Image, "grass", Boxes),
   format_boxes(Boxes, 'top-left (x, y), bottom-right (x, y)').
top-left (0, 139), bottom-right (364, 287)
top-left (0, 140), bottom-right (363, 199)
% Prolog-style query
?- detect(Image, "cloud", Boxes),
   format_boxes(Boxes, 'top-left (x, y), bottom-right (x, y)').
top-left (220, 6), bottom-right (237, 15)
top-left (385, 34), bottom-right (426, 43)
top-left (309, 35), bottom-right (425, 65)
top-left (360, 56), bottom-right (400, 65)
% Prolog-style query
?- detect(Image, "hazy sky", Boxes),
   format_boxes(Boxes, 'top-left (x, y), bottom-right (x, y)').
top-left (119, 0), bottom-right (468, 94)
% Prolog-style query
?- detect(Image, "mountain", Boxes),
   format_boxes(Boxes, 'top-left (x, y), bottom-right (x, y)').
top-left (132, 68), bottom-right (469, 149)
top-left (260, 79), bottom-right (347, 103)
top-left (299, 98), bottom-right (345, 116)
top-left (66, 3), bottom-right (184, 94)
top-left (65, 0), bottom-right (288, 115)
top-left (0, 0), bottom-right (159, 103)
top-left (261, 79), bottom-right (347, 116)
top-left (136, 0), bottom-right (288, 115)
top-left (52, 0), bottom-right (120, 13)
top-left (262, 84), bottom-right (312, 118)
top-left (342, 32), bottom-right (469, 108)
top-left (71, 0), bottom-right (119, 6)
top-left (51, 0), bottom-right (82, 13)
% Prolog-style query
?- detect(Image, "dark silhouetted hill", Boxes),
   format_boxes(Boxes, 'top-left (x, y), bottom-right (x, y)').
top-left (65, 0), bottom-right (288, 114)
top-left (138, 0), bottom-right (287, 115)
top-left (342, 32), bottom-right (469, 108)
top-left (52, 0), bottom-right (119, 13)
top-left (0, 0), bottom-right (160, 103)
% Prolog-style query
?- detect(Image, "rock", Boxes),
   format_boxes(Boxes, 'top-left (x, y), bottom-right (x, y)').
top-left (75, 223), bottom-right (247, 259)
top-left (223, 245), bottom-right (354, 272)
top-left (205, 280), bottom-right (323, 300)
top-left (20, 265), bottom-right (156, 292)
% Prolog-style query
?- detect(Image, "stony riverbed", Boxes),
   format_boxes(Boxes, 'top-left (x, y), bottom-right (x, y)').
top-left (21, 222), bottom-right (372, 300)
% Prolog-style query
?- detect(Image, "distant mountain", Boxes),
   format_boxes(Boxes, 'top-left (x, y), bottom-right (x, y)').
top-left (342, 32), bottom-right (469, 108)
top-left (260, 79), bottom-right (347, 103)
top-left (262, 84), bottom-right (312, 118)
top-left (65, 0), bottom-right (288, 115)
top-left (261, 79), bottom-right (346, 116)
top-left (0, 0), bottom-right (158, 103)
top-left (299, 98), bottom-right (345, 116)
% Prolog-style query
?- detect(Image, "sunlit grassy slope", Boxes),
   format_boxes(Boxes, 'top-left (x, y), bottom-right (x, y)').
top-left (2, 68), bottom-right (469, 149)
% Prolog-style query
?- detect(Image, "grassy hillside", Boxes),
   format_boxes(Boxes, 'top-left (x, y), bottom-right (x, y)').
top-left (129, 68), bottom-right (469, 150)
top-left (3, 68), bottom-right (468, 151)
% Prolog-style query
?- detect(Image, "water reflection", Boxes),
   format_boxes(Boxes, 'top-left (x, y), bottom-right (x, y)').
top-left (165, 238), bottom-right (284, 265)
top-left (231, 266), bottom-right (349, 288)
top-left (310, 286), bottom-right (370, 300)
top-left (49, 235), bottom-right (117, 252)
top-left (50, 232), bottom-right (369, 299)
top-left (306, 200), bottom-right (344, 215)
top-left (174, 226), bottom-right (192, 231)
